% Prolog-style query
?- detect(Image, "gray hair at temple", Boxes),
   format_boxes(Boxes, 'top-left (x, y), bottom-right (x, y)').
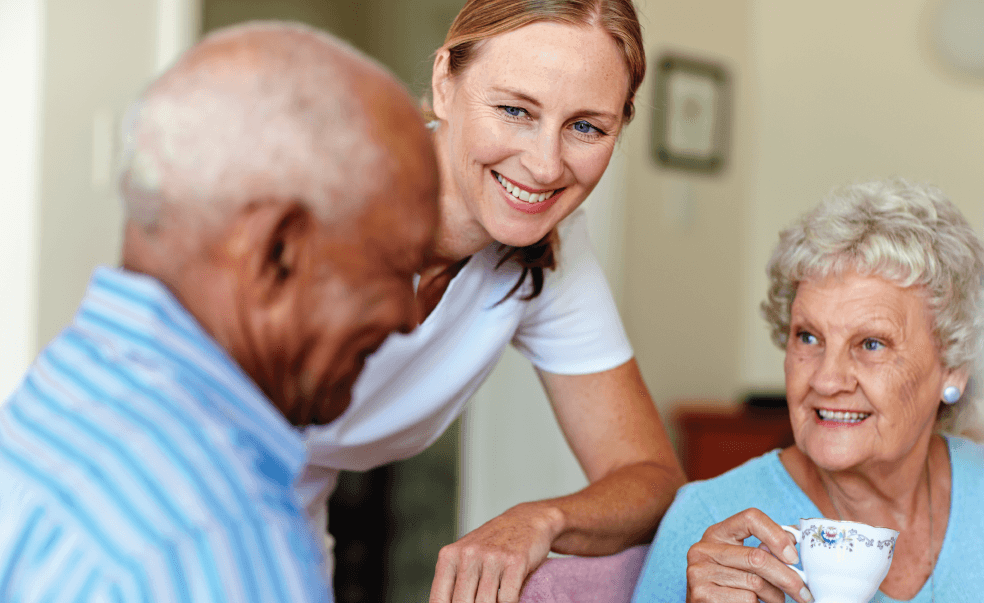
top-left (761, 178), bottom-right (984, 437)
top-left (118, 21), bottom-right (386, 233)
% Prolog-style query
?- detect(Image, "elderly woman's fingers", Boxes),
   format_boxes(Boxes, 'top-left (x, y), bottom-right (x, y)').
top-left (686, 556), bottom-right (787, 603)
top-left (688, 540), bottom-right (810, 603)
top-left (682, 509), bottom-right (813, 603)
top-left (702, 508), bottom-right (799, 564)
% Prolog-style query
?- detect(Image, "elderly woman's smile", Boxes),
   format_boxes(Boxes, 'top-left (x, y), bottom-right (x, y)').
top-left (785, 271), bottom-right (955, 471)
top-left (815, 409), bottom-right (871, 423)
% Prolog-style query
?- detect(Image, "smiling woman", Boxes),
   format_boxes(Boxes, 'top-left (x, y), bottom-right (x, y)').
top-left (431, 20), bottom-right (627, 254)
top-left (428, 0), bottom-right (646, 303)
top-left (297, 2), bottom-right (687, 603)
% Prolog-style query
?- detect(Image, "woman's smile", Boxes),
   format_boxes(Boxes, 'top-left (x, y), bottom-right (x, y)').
top-left (493, 171), bottom-right (563, 214)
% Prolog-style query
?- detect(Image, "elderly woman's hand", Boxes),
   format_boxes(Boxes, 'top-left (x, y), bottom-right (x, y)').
top-left (686, 508), bottom-right (813, 603)
top-left (428, 501), bottom-right (559, 603)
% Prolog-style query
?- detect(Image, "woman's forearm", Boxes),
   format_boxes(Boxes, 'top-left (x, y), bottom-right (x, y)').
top-left (528, 459), bottom-right (685, 555)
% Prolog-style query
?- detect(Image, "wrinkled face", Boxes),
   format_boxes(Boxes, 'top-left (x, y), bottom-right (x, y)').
top-left (433, 21), bottom-right (629, 247)
top-left (274, 76), bottom-right (440, 426)
top-left (783, 271), bottom-right (959, 472)
top-left (282, 203), bottom-right (433, 425)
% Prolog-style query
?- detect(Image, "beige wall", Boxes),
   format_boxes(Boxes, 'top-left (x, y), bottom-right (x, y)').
top-left (620, 0), bottom-right (984, 430)
top-left (742, 0), bottom-right (984, 389)
top-left (621, 0), bottom-right (754, 434)
top-left (35, 0), bottom-right (160, 347)
top-left (1, 0), bottom-right (165, 396)
top-left (201, 0), bottom-right (461, 98)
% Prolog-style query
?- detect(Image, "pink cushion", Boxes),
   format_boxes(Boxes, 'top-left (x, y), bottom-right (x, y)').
top-left (519, 545), bottom-right (648, 603)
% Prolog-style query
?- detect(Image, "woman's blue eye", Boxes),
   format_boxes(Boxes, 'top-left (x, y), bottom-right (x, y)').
top-left (501, 105), bottom-right (525, 117)
top-left (573, 120), bottom-right (601, 135)
top-left (862, 338), bottom-right (884, 351)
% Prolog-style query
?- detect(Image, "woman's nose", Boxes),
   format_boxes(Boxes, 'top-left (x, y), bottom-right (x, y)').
top-left (520, 130), bottom-right (564, 185)
top-left (809, 347), bottom-right (857, 396)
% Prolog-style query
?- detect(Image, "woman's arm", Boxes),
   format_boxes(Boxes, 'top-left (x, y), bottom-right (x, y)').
top-left (535, 358), bottom-right (685, 553)
top-left (428, 358), bottom-right (686, 603)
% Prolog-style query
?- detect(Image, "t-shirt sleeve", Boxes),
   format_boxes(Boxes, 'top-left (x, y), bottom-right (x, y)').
top-left (511, 208), bottom-right (634, 374)
top-left (631, 484), bottom-right (717, 603)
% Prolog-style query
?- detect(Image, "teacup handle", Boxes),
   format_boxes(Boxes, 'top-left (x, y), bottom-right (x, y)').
top-left (780, 525), bottom-right (807, 582)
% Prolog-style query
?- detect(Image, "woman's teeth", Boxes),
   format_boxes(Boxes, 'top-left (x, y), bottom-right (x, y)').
top-left (496, 173), bottom-right (554, 203)
top-left (817, 409), bottom-right (871, 423)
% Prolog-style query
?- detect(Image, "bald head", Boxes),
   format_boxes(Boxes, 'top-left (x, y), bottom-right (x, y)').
top-left (121, 21), bottom-right (433, 234)
top-left (120, 22), bottom-right (439, 425)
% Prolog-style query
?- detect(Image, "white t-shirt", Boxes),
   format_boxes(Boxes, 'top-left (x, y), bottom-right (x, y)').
top-left (297, 208), bottom-right (634, 531)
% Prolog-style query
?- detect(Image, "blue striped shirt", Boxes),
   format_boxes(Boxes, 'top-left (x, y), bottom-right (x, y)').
top-left (0, 267), bottom-right (331, 602)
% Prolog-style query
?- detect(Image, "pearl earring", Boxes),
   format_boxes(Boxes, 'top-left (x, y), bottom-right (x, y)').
top-left (943, 385), bottom-right (961, 404)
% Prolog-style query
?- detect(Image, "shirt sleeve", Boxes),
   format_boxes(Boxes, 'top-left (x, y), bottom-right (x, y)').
top-left (0, 473), bottom-right (332, 603)
top-left (511, 208), bottom-right (634, 375)
top-left (0, 479), bottom-right (127, 603)
top-left (631, 484), bottom-right (717, 603)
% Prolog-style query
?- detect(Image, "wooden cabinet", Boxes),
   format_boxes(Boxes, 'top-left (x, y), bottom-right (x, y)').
top-left (675, 401), bottom-right (795, 481)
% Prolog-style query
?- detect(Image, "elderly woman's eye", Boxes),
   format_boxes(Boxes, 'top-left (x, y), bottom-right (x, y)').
top-left (797, 331), bottom-right (817, 345)
top-left (862, 338), bottom-right (884, 351)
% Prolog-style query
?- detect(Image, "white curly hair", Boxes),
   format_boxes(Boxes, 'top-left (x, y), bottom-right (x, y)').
top-left (761, 178), bottom-right (984, 439)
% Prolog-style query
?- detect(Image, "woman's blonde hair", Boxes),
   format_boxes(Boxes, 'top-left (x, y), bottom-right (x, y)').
top-left (442, 0), bottom-right (645, 122)
top-left (761, 179), bottom-right (984, 438)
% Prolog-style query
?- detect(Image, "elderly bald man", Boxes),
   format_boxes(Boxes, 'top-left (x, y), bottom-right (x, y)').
top-left (0, 22), bottom-right (437, 603)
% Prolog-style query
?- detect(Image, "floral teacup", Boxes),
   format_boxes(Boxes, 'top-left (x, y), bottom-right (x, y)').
top-left (781, 518), bottom-right (899, 603)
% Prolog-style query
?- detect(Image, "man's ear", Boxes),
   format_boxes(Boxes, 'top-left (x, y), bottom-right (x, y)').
top-left (431, 48), bottom-right (453, 121)
top-left (228, 201), bottom-right (315, 304)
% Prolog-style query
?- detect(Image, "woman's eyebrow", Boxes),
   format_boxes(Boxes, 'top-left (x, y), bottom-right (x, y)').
top-left (490, 86), bottom-right (542, 107)
top-left (489, 86), bottom-right (619, 122)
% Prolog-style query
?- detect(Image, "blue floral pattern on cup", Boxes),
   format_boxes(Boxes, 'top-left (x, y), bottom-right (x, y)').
top-left (806, 524), bottom-right (898, 559)
top-left (809, 525), bottom-right (854, 551)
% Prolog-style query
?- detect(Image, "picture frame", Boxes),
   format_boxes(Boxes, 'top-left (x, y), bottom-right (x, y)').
top-left (651, 53), bottom-right (731, 173)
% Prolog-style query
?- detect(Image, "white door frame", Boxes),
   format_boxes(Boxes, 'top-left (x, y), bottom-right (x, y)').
top-left (155, 0), bottom-right (201, 72)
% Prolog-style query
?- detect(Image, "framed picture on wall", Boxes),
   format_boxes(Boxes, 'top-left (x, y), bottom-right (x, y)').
top-left (651, 53), bottom-right (731, 173)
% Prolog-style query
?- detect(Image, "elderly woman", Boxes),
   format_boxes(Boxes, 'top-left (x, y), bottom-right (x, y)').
top-left (631, 179), bottom-right (984, 603)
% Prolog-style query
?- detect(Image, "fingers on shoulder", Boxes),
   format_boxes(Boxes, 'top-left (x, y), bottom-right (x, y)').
top-left (434, 542), bottom-right (531, 603)
top-left (444, 542), bottom-right (529, 573)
